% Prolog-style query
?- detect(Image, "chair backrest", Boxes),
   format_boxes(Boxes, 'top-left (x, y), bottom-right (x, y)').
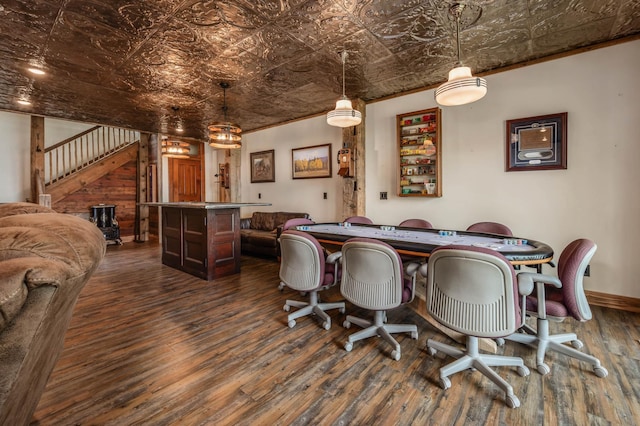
top-left (466, 221), bottom-right (513, 236)
top-left (426, 245), bottom-right (521, 338)
top-left (282, 217), bottom-right (314, 230)
top-left (399, 218), bottom-right (433, 229)
top-left (279, 230), bottom-right (325, 292)
top-left (340, 238), bottom-right (407, 310)
top-left (344, 216), bottom-right (373, 225)
top-left (557, 239), bottom-right (597, 321)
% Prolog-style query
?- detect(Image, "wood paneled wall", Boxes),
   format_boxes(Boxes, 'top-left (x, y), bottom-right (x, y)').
top-left (55, 159), bottom-right (138, 238)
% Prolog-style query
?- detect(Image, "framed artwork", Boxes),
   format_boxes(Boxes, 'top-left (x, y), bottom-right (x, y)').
top-left (292, 143), bottom-right (332, 179)
top-left (506, 112), bottom-right (567, 172)
top-left (250, 149), bottom-right (275, 183)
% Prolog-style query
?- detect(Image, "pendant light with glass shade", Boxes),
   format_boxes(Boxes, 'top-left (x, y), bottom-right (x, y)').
top-left (161, 138), bottom-right (191, 158)
top-left (208, 82), bottom-right (242, 149)
top-left (435, 3), bottom-right (487, 106)
top-left (327, 51), bottom-right (362, 128)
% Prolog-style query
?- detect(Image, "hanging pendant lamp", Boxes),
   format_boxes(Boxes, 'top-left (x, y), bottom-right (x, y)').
top-left (435, 3), bottom-right (487, 106)
top-left (161, 138), bottom-right (191, 158)
top-left (327, 51), bottom-right (362, 128)
top-left (208, 82), bottom-right (242, 149)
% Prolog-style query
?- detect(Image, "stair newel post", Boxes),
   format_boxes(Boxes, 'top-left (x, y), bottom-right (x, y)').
top-left (30, 116), bottom-right (46, 205)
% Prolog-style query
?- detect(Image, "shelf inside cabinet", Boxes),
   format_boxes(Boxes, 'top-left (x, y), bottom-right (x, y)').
top-left (397, 107), bottom-right (442, 197)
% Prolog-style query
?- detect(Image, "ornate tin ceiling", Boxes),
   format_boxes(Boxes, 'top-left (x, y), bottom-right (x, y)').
top-left (0, 0), bottom-right (638, 140)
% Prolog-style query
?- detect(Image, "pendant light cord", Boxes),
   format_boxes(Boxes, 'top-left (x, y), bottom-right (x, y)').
top-left (220, 82), bottom-right (230, 122)
top-left (222, 87), bottom-right (227, 121)
top-left (341, 51), bottom-right (347, 97)
top-left (455, 11), bottom-right (461, 66)
top-left (452, 3), bottom-right (464, 67)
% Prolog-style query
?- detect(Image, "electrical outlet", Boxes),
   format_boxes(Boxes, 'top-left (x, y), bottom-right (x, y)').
top-left (584, 264), bottom-right (590, 276)
top-left (380, 192), bottom-right (387, 200)
top-left (258, 193), bottom-right (261, 199)
top-left (323, 192), bottom-right (327, 199)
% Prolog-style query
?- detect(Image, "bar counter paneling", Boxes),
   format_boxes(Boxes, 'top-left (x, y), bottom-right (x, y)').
top-left (145, 202), bottom-right (270, 280)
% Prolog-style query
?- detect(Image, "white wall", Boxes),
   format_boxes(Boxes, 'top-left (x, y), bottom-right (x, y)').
top-left (0, 111), bottom-right (31, 202)
top-left (239, 40), bottom-right (640, 299)
top-left (1, 40), bottom-right (638, 299)
top-left (45, 118), bottom-right (94, 147)
top-left (240, 116), bottom-right (343, 222)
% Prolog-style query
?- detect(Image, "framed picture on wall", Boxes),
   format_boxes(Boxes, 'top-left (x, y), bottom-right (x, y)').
top-left (250, 149), bottom-right (275, 183)
top-left (506, 112), bottom-right (567, 171)
top-left (292, 144), bottom-right (332, 179)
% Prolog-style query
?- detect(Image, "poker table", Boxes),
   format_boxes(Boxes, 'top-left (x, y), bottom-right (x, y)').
top-left (294, 222), bottom-right (554, 352)
top-left (298, 222), bottom-right (554, 266)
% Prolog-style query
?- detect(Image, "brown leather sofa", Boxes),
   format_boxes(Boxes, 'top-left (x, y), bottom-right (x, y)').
top-left (240, 211), bottom-right (310, 258)
top-left (0, 202), bottom-right (106, 425)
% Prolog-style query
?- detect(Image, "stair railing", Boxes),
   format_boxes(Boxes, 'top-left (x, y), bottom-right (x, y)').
top-left (44, 125), bottom-right (139, 186)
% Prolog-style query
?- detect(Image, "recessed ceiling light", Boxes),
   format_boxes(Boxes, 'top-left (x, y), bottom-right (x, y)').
top-left (27, 67), bottom-right (45, 75)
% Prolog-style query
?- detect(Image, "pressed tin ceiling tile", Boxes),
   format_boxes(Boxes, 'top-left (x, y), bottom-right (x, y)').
top-left (0, 0), bottom-right (637, 140)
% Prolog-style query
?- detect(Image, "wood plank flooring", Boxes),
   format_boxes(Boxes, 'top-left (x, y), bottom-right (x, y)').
top-left (31, 241), bottom-right (640, 425)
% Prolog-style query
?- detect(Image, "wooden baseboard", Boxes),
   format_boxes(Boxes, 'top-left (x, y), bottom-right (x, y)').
top-left (586, 290), bottom-right (640, 313)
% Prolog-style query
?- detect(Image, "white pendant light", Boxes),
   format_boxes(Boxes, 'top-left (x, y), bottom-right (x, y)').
top-left (435, 3), bottom-right (487, 106)
top-left (327, 51), bottom-right (362, 128)
top-left (208, 82), bottom-right (242, 149)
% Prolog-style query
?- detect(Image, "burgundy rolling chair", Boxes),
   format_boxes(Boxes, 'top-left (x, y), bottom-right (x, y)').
top-left (338, 238), bottom-right (419, 361)
top-left (398, 218), bottom-right (433, 229)
top-left (277, 218), bottom-right (316, 290)
top-left (398, 218), bottom-right (433, 263)
top-left (503, 238), bottom-right (608, 378)
top-left (279, 230), bottom-right (345, 329)
top-left (344, 216), bottom-right (373, 225)
top-left (282, 217), bottom-right (314, 231)
top-left (466, 221), bottom-right (513, 236)
top-left (425, 245), bottom-right (530, 408)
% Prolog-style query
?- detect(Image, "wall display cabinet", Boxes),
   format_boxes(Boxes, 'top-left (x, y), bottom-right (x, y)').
top-left (397, 107), bottom-right (442, 197)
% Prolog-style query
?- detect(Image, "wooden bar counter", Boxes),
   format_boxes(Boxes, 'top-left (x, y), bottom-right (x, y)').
top-left (146, 202), bottom-right (269, 280)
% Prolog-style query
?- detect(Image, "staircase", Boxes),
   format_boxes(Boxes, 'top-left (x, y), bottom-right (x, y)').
top-left (43, 125), bottom-right (140, 203)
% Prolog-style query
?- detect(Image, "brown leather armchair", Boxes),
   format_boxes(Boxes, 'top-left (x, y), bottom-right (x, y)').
top-left (0, 202), bottom-right (106, 425)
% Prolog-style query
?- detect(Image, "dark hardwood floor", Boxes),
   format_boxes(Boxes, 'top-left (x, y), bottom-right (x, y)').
top-left (31, 241), bottom-right (640, 425)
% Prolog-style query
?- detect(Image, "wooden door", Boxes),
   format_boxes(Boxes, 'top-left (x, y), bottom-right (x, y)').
top-left (218, 163), bottom-right (230, 202)
top-left (169, 158), bottom-right (202, 202)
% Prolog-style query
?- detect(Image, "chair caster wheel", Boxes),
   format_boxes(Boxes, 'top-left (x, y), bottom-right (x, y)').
top-left (439, 377), bottom-right (451, 390)
top-left (537, 363), bottom-right (550, 375)
top-left (427, 346), bottom-right (437, 356)
top-left (411, 331), bottom-right (418, 340)
top-left (283, 304), bottom-right (290, 312)
top-left (571, 339), bottom-right (583, 349)
top-left (288, 319), bottom-right (296, 328)
top-left (344, 342), bottom-right (353, 352)
top-left (594, 366), bottom-right (608, 378)
top-left (323, 321), bottom-right (331, 330)
top-left (496, 338), bottom-right (505, 346)
top-left (391, 349), bottom-right (401, 361)
top-left (343, 320), bottom-right (351, 329)
top-left (505, 394), bottom-right (521, 409)
top-left (517, 366), bottom-right (530, 377)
